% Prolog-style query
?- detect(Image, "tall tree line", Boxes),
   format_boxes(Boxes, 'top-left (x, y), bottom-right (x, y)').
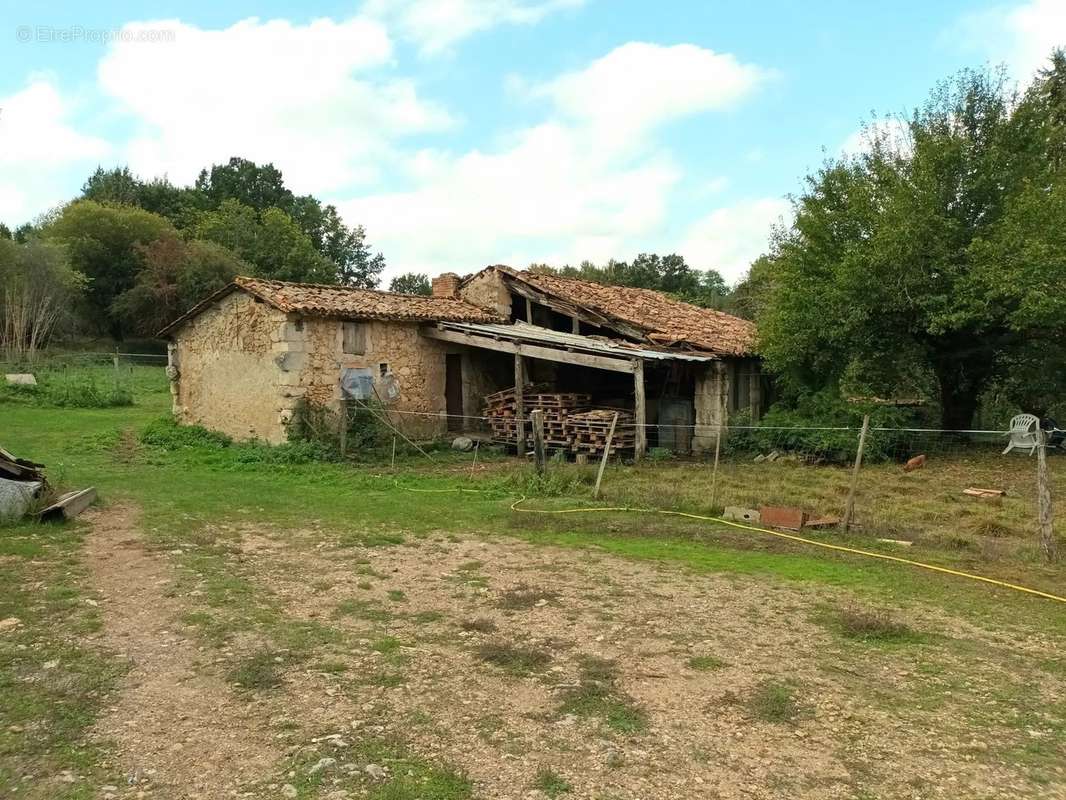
top-left (2, 157), bottom-right (386, 342)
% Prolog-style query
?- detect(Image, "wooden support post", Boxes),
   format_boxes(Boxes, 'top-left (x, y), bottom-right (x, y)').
top-left (709, 427), bottom-right (722, 510)
top-left (1037, 429), bottom-right (1057, 562)
top-left (594, 412), bottom-right (619, 499)
top-left (514, 352), bottom-right (526, 453)
top-left (338, 397), bottom-right (348, 458)
top-left (842, 414), bottom-right (870, 533)
top-left (391, 435), bottom-right (396, 468)
top-left (633, 359), bottom-right (647, 461)
top-left (525, 297), bottom-right (533, 324)
top-left (571, 316), bottom-right (580, 334)
top-left (531, 409), bottom-right (546, 474)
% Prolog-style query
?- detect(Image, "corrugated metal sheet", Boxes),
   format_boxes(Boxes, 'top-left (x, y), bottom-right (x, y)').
top-left (437, 321), bottom-right (716, 363)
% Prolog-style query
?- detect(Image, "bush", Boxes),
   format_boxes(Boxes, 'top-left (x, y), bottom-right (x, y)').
top-left (286, 398), bottom-right (392, 457)
top-left (139, 416), bottom-right (232, 449)
top-left (725, 389), bottom-right (920, 463)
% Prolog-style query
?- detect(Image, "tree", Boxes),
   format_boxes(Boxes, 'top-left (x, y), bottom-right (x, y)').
top-left (536, 253), bottom-right (730, 309)
top-left (0, 238), bottom-right (86, 360)
top-left (194, 157), bottom-right (293, 213)
top-left (389, 273), bottom-right (431, 295)
top-left (291, 197), bottom-right (386, 287)
top-left (194, 199), bottom-right (336, 284)
top-left (43, 200), bottom-right (174, 338)
top-left (82, 166), bottom-right (207, 229)
top-left (0, 224), bottom-right (12, 240)
top-left (112, 233), bottom-right (249, 336)
top-left (757, 59), bottom-right (1066, 428)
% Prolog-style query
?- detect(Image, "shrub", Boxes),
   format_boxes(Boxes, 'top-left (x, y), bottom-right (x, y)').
top-left (139, 416), bottom-right (232, 449)
top-left (725, 389), bottom-right (920, 463)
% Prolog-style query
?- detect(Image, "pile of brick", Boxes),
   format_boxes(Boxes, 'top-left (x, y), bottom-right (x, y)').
top-left (485, 386), bottom-right (633, 455)
top-left (568, 409), bottom-right (635, 455)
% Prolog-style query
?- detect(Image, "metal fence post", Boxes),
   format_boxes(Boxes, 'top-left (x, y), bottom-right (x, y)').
top-left (1037, 429), bottom-right (1057, 562)
top-left (842, 414), bottom-right (870, 534)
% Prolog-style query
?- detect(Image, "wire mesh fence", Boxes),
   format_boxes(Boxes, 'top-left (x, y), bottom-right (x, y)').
top-left (332, 403), bottom-right (1060, 561)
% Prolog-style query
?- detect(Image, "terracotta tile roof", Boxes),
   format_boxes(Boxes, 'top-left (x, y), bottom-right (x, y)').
top-left (160, 276), bottom-right (501, 335)
top-left (498, 268), bottom-right (756, 357)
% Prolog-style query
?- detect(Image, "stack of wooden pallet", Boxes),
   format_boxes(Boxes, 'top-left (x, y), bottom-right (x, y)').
top-left (568, 409), bottom-right (636, 455)
top-left (484, 385), bottom-right (590, 448)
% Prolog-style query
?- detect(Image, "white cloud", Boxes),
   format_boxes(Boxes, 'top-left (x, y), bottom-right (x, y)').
top-left (532, 42), bottom-right (769, 150)
top-left (344, 41), bottom-right (770, 279)
top-left (678, 198), bottom-right (791, 283)
top-left (957, 0), bottom-right (1066, 80)
top-left (0, 80), bottom-right (109, 167)
top-left (98, 16), bottom-right (452, 193)
top-left (342, 121), bottom-right (680, 275)
top-left (0, 80), bottom-right (110, 224)
top-left (364, 0), bottom-right (583, 56)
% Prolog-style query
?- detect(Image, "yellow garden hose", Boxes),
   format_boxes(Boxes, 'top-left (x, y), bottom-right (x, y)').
top-left (508, 496), bottom-right (1066, 605)
top-left (396, 483), bottom-right (1066, 604)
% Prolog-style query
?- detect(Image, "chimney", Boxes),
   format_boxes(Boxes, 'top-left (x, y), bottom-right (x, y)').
top-left (431, 273), bottom-right (461, 298)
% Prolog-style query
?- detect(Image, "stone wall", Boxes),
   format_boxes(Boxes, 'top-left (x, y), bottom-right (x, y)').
top-left (693, 361), bottom-right (729, 453)
top-left (460, 270), bottom-right (512, 317)
top-left (297, 318), bottom-right (452, 440)
top-left (171, 291), bottom-right (290, 442)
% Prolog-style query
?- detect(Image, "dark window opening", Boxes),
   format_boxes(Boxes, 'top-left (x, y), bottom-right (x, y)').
top-left (294, 319), bottom-right (304, 332)
top-left (379, 362), bottom-right (389, 377)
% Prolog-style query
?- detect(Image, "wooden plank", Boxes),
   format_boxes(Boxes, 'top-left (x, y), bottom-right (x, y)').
top-left (422, 326), bottom-right (637, 373)
top-left (593, 413), bottom-right (619, 499)
top-left (633, 359), bottom-right (646, 460)
top-left (40, 487), bottom-right (97, 522)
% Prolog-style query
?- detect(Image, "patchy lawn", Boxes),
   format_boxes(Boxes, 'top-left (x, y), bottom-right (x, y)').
top-left (2, 390), bottom-right (1065, 798)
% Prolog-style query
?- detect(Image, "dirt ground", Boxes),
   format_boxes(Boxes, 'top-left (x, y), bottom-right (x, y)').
top-left (80, 511), bottom-right (1065, 800)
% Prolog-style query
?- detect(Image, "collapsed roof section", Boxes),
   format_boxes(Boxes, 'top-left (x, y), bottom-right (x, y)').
top-left (463, 265), bottom-right (757, 358)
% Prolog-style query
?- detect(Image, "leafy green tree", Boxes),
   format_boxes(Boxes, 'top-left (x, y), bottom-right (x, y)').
top-left (757, 58), bottom-right (1066, 429)
top-left (82, 167), bottom-right (208, 230)
top-left (292, 197), bottom-right (386, 287)
top-left (43, 200), bottom-right (174, 338)
top-left (0, 224), bottom-right (10, 240)
top-left (389, 273), bottom-right (431, 295)
top-left (194, 157), bottom-right (293, 213)
top-left (194, 199), bottom-right (336, 284)
top-left (537, 253), bottom-right (730, 309)
top-left (112, 232), bottom-right (249, 336)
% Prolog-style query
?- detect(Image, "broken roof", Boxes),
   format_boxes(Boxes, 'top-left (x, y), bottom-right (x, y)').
top-left (470, 266), bottom-right (757, 357)
top-left (160, 276), bottom-right (501, 335)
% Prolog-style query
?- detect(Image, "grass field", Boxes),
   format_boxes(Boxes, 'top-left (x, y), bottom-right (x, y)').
top-left (2, 368), bottom-right (1065, 799)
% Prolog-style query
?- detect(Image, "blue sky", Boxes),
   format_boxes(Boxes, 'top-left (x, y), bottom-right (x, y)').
top-left (1, 0), bottom-right (1063, 283)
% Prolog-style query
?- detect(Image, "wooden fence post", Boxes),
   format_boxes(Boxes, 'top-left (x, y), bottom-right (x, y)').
top-left (842, 414), bottom-right (870, 534)
top-left (1037, 429), bottom-right (1057, 562)
top-left (593, 412), bottom-right (619, 499)
top-left (531, 409), bottom-right (546, 474)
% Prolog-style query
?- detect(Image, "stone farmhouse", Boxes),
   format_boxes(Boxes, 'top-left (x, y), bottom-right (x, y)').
top-left (160, 266), bottom-right (765, 455)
